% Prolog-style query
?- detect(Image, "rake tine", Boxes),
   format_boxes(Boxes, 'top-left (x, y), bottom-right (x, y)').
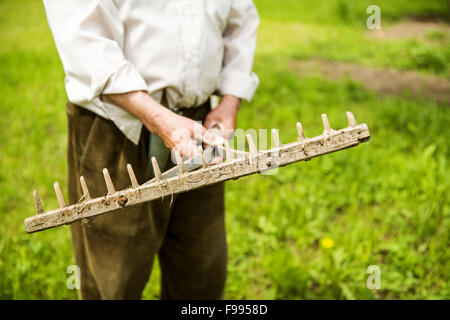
top-left (296, 122), bottom-right (305, 141)
top-left (53, 182), bottom-right (66, 208)
top-left (321, 113), bottom-right (332, 135)
top-left (126, 164), bottom-right (139, 188)
top-left (246, 134), bottom-right (257, 166)
top-left (102, 168), bottom-right (115, 194)
top-left (79, 176), bottom-right (91, 200)
top-left (272, 129), bottom-right (280, 148)
top-left (33, 190), bottom-right (44, 214)
top-left (175, 150), bottom-right (185, 174)
top-left (224, 139), bottom-right (233, 161)
top-left (151, 156), bottom-right (162, 180)
top-left (197, 145), bottom-right (206, 168)
top-left (246, 134), bottom-right (257, 155)
top-left (346, 111), bottom-right (357, 127)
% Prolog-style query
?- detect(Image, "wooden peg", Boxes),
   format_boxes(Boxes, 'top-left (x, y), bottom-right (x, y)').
top-left (246, 134), bottom-right (257, 155)
top-left (224, 139), bottom-right (233, 161)
top-left (33, 190), bottom-right (44, 214)
top-left (296, 122), bottom-right (305, 141)
top-left (197, 145), bottom-right (206, 168)
top-left (321, 113), bottom-right (332, 135)
top-left (175, 150), bottom-right (185, 174)
top-left (346, 111), bottom-right (357, 127)
top-left (246, 134), bottom-right (257, 166)
top-left (102, 168), bottom-right (115, 194)
top-left (271, 129), bottom-right (280, 148)
top-left (53, 182), bottom-right (66, 208)
top-left (126, 164), bottom-right (139, 188)
top-left (79, 176), bottom-right (91, 200)
top-left (151, 156), bottom-right (163, 180)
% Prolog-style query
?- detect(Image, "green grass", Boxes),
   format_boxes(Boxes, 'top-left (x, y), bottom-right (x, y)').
top-left (255, 0), bottom-right (449, 24)
top-left (0, 0), bottom-right (449, 299)
top-left (258, 21), bottom-right (450, 77)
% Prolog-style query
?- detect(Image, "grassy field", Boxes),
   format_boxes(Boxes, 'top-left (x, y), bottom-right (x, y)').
top-left (0, 0), bottom-right (448, 299)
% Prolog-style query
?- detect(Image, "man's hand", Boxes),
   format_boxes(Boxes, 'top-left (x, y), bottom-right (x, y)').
top-left (150, 109), bottom-right (221, 158)
top-left (103, 91), bottom-right (221, 158)
top-left (204, 95), bottom-right (241, 139)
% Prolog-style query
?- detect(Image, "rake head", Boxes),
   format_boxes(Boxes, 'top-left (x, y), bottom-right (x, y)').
top-left (25, 112), bottom-right (370, 233)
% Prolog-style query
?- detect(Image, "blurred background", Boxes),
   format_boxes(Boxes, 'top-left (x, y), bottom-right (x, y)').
top-left (0, 0), bottom-right (448, 299)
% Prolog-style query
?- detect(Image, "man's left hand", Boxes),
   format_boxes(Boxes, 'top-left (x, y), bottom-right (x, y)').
top-left (204, 95), bottom-right (241, 139)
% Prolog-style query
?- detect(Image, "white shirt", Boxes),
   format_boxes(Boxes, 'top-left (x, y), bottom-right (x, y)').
top-left (43, 0), bottom-right (260, 144)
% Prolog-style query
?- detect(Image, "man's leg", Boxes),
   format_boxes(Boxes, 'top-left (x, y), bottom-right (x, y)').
top-left (155, 101), bottom-right (227, 299)
top-left (158, 182), bottom-right (227, 299)
top-left (66, 102), bottom-right (167, 299)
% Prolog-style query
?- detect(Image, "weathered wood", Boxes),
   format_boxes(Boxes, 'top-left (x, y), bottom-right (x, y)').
top-left (246, 134), bottom-right (257, 155)
top-left (79, 176), bottom-right (91, 199)
top-left (272, 129), bottom-right (280, 149)
top-left (224, 139), bottom-right (233, 161)
top-left (175, 150), bottom-right (185, 174)
top-left (346, 111), bottom-right (357, 127)
top-left (53, 182), bottom-right (65, 208)
top-left (24, 120), bottom-right (370, 233)
top-left (126, 164), bottom-right (139, 188)
top-left (296, 122), bottom-right (305, 141)
top-left (33, 190), bottom-right (44, 214)
top-left (151, 156), bottom-right (162, 180)
top-left (197, 146), bottom-right (206, 168)
top-left (321, 113), bottom-right (333, 135)
top-left (102, 168), bottom-right (115, 194)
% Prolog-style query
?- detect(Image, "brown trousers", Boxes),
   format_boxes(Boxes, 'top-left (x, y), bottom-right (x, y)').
top-left (66, 102), bottom-right (227, 300)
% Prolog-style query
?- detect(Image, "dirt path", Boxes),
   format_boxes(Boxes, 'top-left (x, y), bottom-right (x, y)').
top-left (290, 58), bottom-right (450, 106)
top-left (290, 20), bottom-right (449, 106)
top-left (367, 19), bottom-right (449, 41)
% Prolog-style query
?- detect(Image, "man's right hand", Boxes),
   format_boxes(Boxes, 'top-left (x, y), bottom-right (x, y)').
top-left (148, 106), bottom-right (215, 158)
top-left (103, 91), bottom-right (222, 158)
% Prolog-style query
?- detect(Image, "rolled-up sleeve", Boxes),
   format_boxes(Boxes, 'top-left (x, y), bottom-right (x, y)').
top-left (43, 0), bottom-right (148, 106)
top-left (218, 0), bottom-right (260, 102)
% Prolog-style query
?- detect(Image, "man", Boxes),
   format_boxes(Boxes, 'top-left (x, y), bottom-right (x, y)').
top-left (43, 0), bottom-right (259, 299)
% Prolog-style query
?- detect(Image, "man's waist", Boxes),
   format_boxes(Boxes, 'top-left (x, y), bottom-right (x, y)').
top-left (161, 91), bottom-right (212, 118)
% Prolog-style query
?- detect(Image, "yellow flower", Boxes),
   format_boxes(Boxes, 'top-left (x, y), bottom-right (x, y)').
top-left (321, 237), bottom-right (334, 249)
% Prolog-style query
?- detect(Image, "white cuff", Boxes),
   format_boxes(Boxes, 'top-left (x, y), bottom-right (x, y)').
top-left (218, 71), bottom-right (259, 102)
top-left (92, 61), bottom-right (149, 97)
top-left (90, 61), bottom-right (148, 145)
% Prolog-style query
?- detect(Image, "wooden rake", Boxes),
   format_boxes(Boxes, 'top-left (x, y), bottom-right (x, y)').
top-left (24, 112), bottom-right (370, 233)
